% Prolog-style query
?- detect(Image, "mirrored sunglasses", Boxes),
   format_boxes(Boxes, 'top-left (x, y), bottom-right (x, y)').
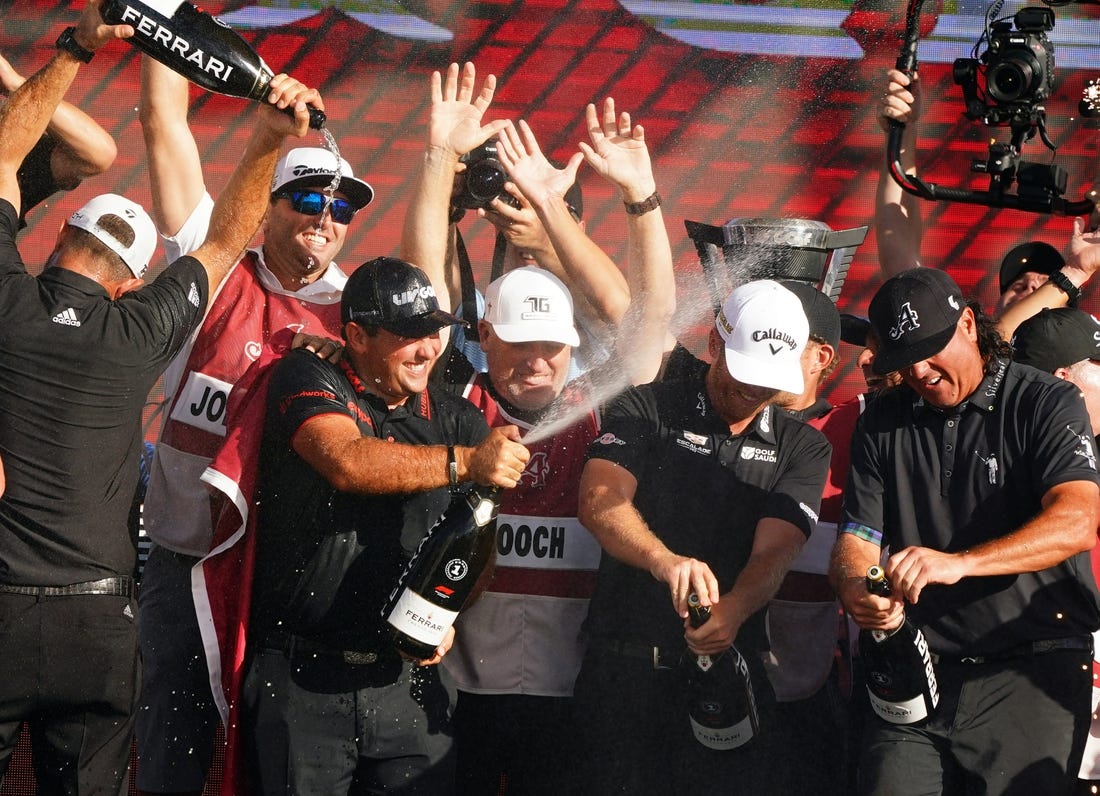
top-left (279, 190), bottom-right (357, 224)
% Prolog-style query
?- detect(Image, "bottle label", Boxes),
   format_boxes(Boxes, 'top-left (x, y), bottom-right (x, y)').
top-left (689, 713), bottom-right (755, 750)
top-left (867, 688), bottom-right (930, 724)
top-left (385, 588), bottom-right (459, 647)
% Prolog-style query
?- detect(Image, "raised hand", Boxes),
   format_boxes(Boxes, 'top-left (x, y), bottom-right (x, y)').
top-left (429, 62), bottom-right (510, 159)
top-left (494, 118), bottom-right (583, 211)
top-left (579, 97), bottom-right (655, 198)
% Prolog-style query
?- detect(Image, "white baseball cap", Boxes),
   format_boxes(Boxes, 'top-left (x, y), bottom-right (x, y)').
top-left (483, 266), bottom-right (580, 347)
top-left (270, 147), bottom-right (374, 209)
top-left (715, 280), bottom-right (808, 393)
top-left (67, 193), bottom-right (157, 279)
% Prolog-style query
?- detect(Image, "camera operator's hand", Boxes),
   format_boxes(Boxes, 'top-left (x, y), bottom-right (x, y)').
top-left (429, 62), bottom-right (511, 162)
top-left (479, 184), bottom-right (554, 260)
top-left (579, 97), bottom-right (657, 203)
top-left (879, 68), bottom-right (921, 133)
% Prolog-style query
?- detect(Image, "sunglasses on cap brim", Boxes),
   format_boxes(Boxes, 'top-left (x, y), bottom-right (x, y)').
top-left (277, 190), bottom-right (357, 224)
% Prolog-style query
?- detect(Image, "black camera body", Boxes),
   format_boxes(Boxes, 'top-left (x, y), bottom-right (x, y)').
top-left (953, 6), bottom-right (1054, 128)
top-left (454, 139), bottom-right (514, 211)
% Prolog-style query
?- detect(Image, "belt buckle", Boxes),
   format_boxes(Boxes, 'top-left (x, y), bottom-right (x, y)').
top-left (343, 650), bottom-right (379, 665)
top-left (652, 646), bottom-right (674, 670)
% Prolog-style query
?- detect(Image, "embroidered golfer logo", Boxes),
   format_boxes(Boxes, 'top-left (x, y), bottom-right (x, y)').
top-left (890, 302), bottom-right (920, 340)
top-left (975, 451), bottom-right (998, 485)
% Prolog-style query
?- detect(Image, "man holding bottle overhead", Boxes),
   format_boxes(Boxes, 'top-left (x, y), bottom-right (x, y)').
top-left (134, 55), bottom-right (372, 796)
top-left (831, 268), bottom-right (1100, 794)
top-left (0, 2), bottom-right (320, 792)
top-left (573, 279), bottom-right (831, 792)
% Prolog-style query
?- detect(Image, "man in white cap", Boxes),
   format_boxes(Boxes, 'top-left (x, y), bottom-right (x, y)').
top-left (0, 3), bottom-right (319, 793)
top-left (134, 58), bottom-right (374, 795)
top-left (571, 280), bottom-right (831, 792)
top-left (432, 90), bottom-right (677, 794)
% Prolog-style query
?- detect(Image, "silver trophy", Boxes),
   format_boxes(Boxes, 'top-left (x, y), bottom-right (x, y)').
top-left (685, 217), bottom-right (868, 314)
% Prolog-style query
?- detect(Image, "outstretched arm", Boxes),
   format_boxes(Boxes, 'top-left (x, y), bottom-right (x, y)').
top-left (579, 98), bottom-right (675, 385)
top-left (579, 457), bottom-right (721, 619)
top-left (401, 62), bottom-right (510, 318)
top-left (189, 76), bottom-right (317, 297)
top-left (876, 68), bottom-right (923, 277)
top-left (493, 120), bottom-right (630, 328)
top-left (0, 1), bottom-right (132, 215)
top-left (139, 56), bottom-right (206, 237)
top-left (0, 51), bottom-right (116, 187)
top-left (994, 218), bottom-right (1100, 338)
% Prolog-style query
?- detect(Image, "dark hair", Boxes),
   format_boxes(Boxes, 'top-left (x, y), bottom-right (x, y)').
top-left (64, 224), bottom-right (133, 282)
top-left (970, 300), bottom-right (1013, 374)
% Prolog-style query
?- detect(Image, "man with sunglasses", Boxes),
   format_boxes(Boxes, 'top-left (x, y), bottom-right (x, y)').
top-left (133, 58), bottom-right (373, 796)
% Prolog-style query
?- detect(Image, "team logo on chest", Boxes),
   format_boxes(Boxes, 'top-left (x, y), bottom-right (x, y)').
top-left (741, 444), bottom-right (778, 463)
top-left (676, 431), bottom-right (712, 455)
top-left (520, 451), bottom-right (551, 488)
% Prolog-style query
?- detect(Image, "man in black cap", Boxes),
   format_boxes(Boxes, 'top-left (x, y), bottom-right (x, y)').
top-left (240, 257), bottom-right (530, 794)
top-left (830, 268), bottom-right (1100, 794)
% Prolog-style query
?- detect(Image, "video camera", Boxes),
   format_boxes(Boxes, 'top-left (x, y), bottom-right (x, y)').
top-left (953, 6), bottom-right (1055, 128)
top-left (885, 0), bottom-right (1093, 216)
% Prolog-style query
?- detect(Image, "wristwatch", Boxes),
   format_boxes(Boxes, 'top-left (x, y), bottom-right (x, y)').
top-left (55, 27), bottom-right (94, 64)
top-left (624, 191), bottom-right (662, 216)
top-left (447, 445), bottom-right (459, 486)
top-left (1048, 270), bottom-right (1082, 307)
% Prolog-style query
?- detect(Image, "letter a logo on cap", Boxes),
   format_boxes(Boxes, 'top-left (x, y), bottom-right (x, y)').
top-left (890, 302), bottom-right (921, 341)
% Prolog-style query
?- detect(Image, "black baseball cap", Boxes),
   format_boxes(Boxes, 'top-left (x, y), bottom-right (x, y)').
top-left (341, 257), bottom-right (465, 338)
top-left (868, 268), bottom-right (965, 375)
top-left (1012, 308), bottom-right (1100, 373)
top-left (840, 313), bottom-right (872, 347)
top-left (998, 241), bottom-right (1063, 295)
top-left (780, 280), bottom-right (840, 350)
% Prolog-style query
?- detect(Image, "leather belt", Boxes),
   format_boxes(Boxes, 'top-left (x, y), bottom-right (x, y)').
top-left (934, 636), bottom-right (1092, 666)
top-left (0, 576), bottom-right (135, 598)
top-left (593, 638), bottom-right (679, 670)
top-left (263, 631), bottom-right (385, 666)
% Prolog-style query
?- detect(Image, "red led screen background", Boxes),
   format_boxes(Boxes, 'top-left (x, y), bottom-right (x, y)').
top-left (4, 0), bottom-right (1100, 410)
top-left (2, 0), bottom-right (1100, 791)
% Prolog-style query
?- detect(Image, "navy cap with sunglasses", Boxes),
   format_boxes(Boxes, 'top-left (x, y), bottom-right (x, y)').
top-left (277, 190), bottom-right (359, 225)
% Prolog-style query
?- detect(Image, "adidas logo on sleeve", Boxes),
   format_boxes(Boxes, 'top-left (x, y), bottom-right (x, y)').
top-left (52, 308), bottom-right (81, 327)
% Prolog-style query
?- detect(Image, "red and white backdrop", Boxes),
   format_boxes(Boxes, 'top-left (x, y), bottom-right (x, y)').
top-left (4, 0), bottom-right (1100, 406)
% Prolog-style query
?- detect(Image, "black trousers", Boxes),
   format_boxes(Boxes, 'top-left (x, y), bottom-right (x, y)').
top-left (0, 591), bottom-right (139, 795)
top-left (569, 647), bottom-right (776, 795)
top-left (453, 691), bottom-right (573, 796)
top-left (859, 648), bottom-right (1093, 795)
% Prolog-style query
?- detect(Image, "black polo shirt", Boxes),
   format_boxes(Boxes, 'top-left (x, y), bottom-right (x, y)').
top-left (250, 349), bottom-right (491, 651)
top-left (841, 358), bottom-right (1100, 657)
top-left (0, 199), bottom-right (208, 584)
top-left (583, 353), bottom-right (832, 654)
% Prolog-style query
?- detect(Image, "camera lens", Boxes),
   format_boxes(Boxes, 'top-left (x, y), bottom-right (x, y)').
top-left (988, 58), bottom-right (1035, 103)
top-left (465, 159), bottom-right (507, 205)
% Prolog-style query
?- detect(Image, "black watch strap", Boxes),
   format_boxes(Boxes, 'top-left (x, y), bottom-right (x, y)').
top-left (56, 27), bottom-right (94, 64)
top-left (1049, 270), bottom-right (1082, 307)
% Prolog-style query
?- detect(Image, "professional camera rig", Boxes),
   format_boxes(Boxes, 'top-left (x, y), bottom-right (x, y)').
top-left (887, 0), bottom-right (1097, 215)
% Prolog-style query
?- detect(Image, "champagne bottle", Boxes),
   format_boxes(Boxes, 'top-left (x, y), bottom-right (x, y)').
top-left (681, 593), bottom-right (759, 750)
top-left (859, 565), bottom-right (941, 724)
top-left (101, 0), bottom-right (325, 129)
top-left (384, 486), bottom-right (501, 660)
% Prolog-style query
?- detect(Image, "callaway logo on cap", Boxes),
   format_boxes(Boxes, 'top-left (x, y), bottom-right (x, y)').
top-left (714, 280), bottom-right (808, 393)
